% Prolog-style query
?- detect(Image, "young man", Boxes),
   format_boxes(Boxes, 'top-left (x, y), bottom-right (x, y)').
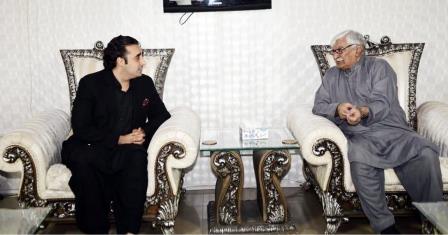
top-left (312, 30), bottom-right (442, 234)
top-left (61, 35), bottom-right (171, 234)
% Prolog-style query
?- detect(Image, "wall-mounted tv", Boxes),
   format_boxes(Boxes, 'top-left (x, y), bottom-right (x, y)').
top-left (163, 0), bottom-right (272, 13)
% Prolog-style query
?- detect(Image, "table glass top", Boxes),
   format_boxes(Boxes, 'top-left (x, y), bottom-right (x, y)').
top-left (200, 127), bottom-right (300, 152)
top-left (413, 201), bottom-right (448, 233)
top-left (0, 207), bottom-right (51, 234)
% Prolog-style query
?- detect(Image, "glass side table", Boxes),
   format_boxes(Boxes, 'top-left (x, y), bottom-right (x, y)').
top-left (0, 207), bottom-right (51, 234)
top-left (200, 127), bottom-right (300, 233)
top-left (413, 201), bottom-right (448, 234)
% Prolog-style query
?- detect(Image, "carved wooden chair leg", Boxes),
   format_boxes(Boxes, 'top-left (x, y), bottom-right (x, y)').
top-left (149, 142), bottom-right (187, 234)
top-left (48, 201), bottom-right (76, 218)
top-left (154, 194), bottom-right (180, 235)
top-left (320, 192), bottom-right (344, 234)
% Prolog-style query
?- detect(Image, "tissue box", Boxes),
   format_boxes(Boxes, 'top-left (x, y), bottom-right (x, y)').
top-left (240, 127), bottom-right (269, 140)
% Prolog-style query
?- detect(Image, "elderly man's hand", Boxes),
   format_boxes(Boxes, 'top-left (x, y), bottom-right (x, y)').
top-left (347, 107), bottom-right (362, 125)
top-left (337, 103), bottom-right (354, 120)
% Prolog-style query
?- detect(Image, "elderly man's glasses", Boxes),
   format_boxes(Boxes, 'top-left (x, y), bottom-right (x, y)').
top-left (329, 44), bottom-right (356, 55)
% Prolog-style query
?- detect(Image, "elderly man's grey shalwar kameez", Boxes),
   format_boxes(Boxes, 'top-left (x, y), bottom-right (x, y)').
top-left (312, 55), bottom-right (443, 232)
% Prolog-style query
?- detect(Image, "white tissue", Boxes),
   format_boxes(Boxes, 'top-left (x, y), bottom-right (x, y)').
top-left (239, 121), bottom-right (269, 140)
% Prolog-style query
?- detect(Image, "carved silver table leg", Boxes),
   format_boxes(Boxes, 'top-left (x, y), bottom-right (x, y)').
top-left (210, 151), bottom-right (244, 225)
top-left (253, 150), bottom-right (291, 224)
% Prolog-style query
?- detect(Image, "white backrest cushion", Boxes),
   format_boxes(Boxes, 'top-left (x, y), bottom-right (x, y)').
top-left (71, 57), bottom-right (104, 84)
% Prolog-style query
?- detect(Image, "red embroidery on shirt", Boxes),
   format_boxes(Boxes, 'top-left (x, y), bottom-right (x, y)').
top-left (142, 98), bottom-right (150, 107)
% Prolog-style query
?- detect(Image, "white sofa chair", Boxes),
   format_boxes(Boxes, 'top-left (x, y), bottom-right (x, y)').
top-left (287, 35), bottom-right (448, 234)
top-left (0, 41), bottom-right (201, 234)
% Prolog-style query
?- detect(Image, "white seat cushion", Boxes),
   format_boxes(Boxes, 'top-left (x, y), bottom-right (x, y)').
top-left (46, 163), bottom-right (71, 191)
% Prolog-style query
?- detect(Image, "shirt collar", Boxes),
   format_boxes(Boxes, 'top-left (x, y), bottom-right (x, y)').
top-left (104, 69), bottom-right (134, 91)
top-left (341, 55), bottom-right (365, 76)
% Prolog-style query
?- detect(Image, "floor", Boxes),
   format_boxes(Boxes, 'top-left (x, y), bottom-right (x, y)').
top-left (0, 187), bottom-right (422, 234)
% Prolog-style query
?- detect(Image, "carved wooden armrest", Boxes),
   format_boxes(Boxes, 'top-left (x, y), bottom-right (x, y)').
top-left (0, 109), bottom-right (71, 204)
top-left (147, 106), bottom-right (201, 199)
top-left (287, 104), bottom-right (348, 191)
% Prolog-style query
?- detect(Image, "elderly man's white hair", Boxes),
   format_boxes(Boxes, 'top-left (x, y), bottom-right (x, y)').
top-left (330, 30), bottom-right (366, 48)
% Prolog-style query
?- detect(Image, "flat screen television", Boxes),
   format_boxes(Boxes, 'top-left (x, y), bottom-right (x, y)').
top-left (163, 0), bottom-right (272, 13)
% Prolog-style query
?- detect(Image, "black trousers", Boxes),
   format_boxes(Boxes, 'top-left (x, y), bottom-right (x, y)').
top-left (64, 144), bottom-right (148, 234)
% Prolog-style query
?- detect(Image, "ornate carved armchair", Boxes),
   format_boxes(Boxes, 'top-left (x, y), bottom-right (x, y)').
top-left (287, 36), bottom-right (448, 233)
top-left (0, 41), bottom-right (201, 234)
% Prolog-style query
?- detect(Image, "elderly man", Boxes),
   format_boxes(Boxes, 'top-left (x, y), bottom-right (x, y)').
top-left (312, 30), bottom-right (442, 234)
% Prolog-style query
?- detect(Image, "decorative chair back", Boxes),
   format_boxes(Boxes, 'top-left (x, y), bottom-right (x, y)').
top-left (60, 41), bottom-right (174, 108)
top-left (311, 35), bottom-right (424, 129)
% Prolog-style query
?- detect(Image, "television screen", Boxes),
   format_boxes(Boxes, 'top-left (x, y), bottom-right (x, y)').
top-left (163, 0), bottom-right (272, 13)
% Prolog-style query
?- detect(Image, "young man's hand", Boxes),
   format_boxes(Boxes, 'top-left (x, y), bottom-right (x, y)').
top-left (118, 128), bottom-right (146, 145)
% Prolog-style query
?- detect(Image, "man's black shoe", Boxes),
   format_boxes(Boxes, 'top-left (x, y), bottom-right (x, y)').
top-left (380, 224), bottom-right (400, 234)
